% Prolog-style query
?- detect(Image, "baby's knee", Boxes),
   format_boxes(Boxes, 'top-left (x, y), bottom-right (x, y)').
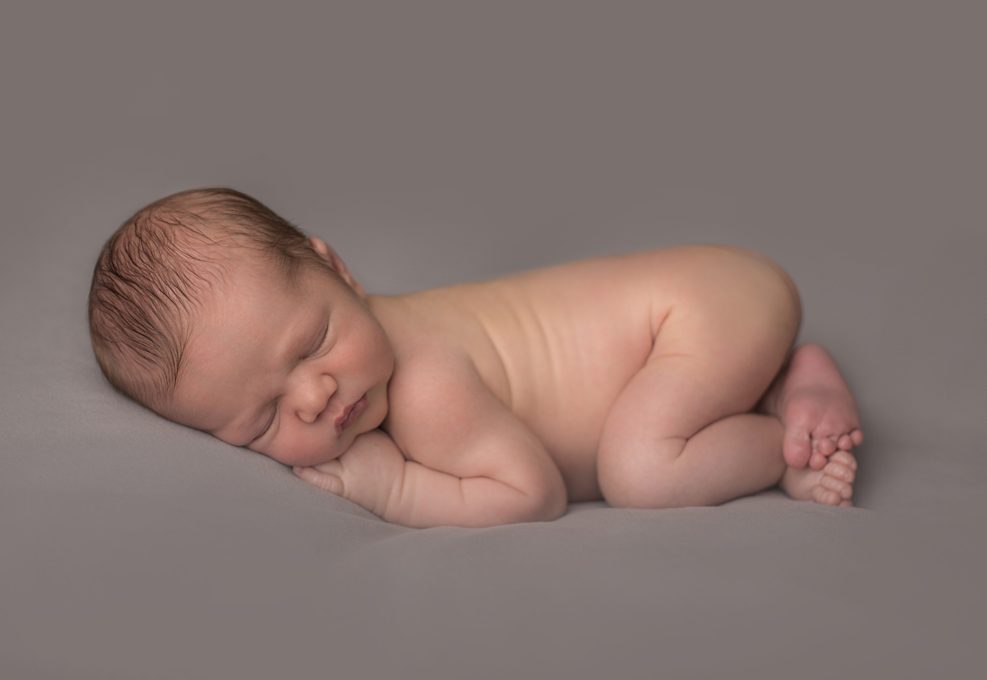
top-left (598, 436), bottom-right (687, 509)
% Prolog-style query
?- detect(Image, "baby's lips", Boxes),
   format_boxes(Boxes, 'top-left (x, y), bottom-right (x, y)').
top-left (335, 393), bottom-right (368, 434)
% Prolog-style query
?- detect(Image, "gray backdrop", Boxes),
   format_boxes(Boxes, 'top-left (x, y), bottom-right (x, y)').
top-left (2, 2), bottom-right (984, 679)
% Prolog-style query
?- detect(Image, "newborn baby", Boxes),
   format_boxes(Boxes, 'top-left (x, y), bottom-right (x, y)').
top-left (88, 187), bottom-right (863, 528)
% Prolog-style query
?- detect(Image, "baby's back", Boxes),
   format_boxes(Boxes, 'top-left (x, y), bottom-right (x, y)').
top-left (376, 244), bottom-right (768, 500)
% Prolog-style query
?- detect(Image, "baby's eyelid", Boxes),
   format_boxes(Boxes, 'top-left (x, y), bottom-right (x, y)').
top-left (310, 321), bottom-right (332, 358)
top-left (251, 318), bottom-right (327, 447)
top-left (252, 403), bottom-right (278, 444)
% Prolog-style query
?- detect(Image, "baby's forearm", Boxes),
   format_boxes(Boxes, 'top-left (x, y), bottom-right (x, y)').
top-left (388, 459), bottom-right (546, 529)
top-left (298, 430), bottom-right (554, 528)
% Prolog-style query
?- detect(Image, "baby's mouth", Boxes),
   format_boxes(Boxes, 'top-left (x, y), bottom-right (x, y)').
top-left (335, 393), bottom-right (368, 434)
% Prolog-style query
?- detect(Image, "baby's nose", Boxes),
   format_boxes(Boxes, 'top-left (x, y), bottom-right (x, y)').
top-left (295, 374), bottom-right (336, 424)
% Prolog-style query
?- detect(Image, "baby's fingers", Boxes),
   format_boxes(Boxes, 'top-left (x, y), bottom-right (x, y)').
top-left (293, 466), bottom-right (344, 495)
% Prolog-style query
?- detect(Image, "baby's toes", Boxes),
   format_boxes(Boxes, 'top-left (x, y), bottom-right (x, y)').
top-left (837, 427), bottom-right (865, 451)
top-left (818, 473), bottom-right (853, 500)
top-left (825, 461), bottom-right (856, 484)
top-left (809, 451), bottom-right (828, 470)
top-left (829, 449), bottom-right (858, 471)
top-left (814, 436), bottom-right (837, 457)
top-left (812, 485), bottom-right (845, 506)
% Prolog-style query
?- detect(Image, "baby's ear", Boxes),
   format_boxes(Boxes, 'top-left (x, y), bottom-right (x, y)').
top-left (308, 236), bottom-right (367, 297)
top-left (307, 236), bottom-right (333, 261)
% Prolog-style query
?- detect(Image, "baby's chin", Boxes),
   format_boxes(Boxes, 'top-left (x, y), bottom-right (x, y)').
top-left (263, 407), bottom-right (385, 467)
top-left (276, 447), bottom-right (344, 468)
top-left (277, 433), bottom-right (360, 468)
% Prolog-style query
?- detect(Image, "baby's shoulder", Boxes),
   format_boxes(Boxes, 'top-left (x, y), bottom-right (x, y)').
top-left (380, 342), bottom-right (505, 450)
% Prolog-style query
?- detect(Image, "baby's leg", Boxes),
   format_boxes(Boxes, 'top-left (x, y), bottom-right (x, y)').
top-left (597, 359), bottom-right (792, 508)
top-left (598, 250), bottom-right (810, 508)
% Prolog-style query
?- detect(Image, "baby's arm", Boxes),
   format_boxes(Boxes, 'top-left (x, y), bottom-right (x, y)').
top-left (294, 354), bottom-right (568, 528)
top-left (295, 429), bottom-right (558, 528)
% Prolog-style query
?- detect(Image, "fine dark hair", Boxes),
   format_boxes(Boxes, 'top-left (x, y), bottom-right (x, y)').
top-left (88, 186), bottom-right (332, 412)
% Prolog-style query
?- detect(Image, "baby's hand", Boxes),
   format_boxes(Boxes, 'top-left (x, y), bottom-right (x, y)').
top-left (293, 430), bottom-right (407, 519)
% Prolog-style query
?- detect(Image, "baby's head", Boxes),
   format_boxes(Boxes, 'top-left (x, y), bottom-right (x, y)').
top-left (88, 187), bottom-right (394, 466)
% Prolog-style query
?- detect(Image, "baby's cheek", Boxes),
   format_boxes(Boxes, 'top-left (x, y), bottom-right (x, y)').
top-left (268, 439), bottom-right (347, 468)
top-left (253, 442), bottom-right (305, 468)
top-left (272, 449), bottom-right (311, 468)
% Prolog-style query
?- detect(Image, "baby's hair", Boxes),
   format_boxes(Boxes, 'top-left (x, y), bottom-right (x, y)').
top-left (88, 187), bottom-right (331, 413)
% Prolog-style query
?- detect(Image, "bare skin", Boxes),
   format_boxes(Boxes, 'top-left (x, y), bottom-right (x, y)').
top-left (171, 241), bottom-right (865, 527)
top-left (759, 343), bottom-right (862, 507)
top-left (760, 342), bottom-right (864, 470)
top-left (311, 246), bottom-right (864, 518)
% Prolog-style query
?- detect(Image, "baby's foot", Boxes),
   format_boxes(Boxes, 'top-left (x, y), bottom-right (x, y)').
top-left (780, 450), bottom-right (858, 507)
top-left (760, 342), bottom-right (864, 469)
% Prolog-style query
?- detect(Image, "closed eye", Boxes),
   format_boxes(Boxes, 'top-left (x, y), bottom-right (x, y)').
top-left (307, 318), bottom-right (331, 359)
top-left (246, 315), bottom-right (329, 448)
top-left (247, 404), bottom-right (278, 446)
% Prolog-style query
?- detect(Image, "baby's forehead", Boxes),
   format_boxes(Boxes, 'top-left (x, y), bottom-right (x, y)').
top-left (197, 253), bottom-right (326, 315)
top-left (205, 244), bottom-right (290, 285)
top-left (183, 264), bottom-right (330, 366)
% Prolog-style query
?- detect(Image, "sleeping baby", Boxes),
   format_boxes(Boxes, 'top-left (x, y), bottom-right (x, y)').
top-left (88, 187), bottom-right (863, 528)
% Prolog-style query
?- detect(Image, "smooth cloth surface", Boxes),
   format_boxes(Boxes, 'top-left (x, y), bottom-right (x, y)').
top-left (2, 3), bottom-right (984, 679)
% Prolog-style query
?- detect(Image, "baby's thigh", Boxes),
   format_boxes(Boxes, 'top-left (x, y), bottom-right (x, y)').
top-left (615, 249), bottom-right (802, 438)
top-left (665, 248), bottom-right (800, 397)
